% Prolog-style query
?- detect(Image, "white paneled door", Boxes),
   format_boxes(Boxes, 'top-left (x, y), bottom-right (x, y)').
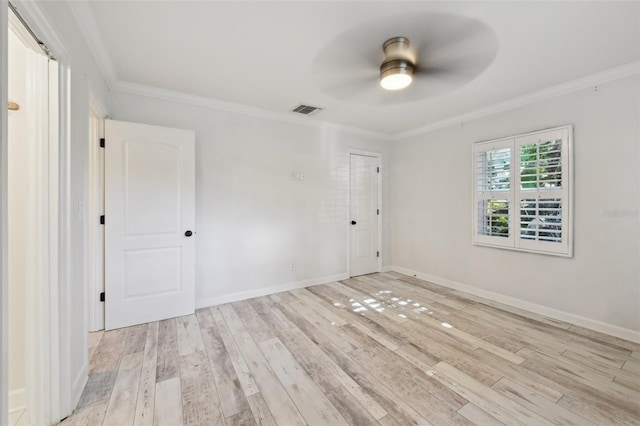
top-left (105, 120), bottom-right (195, 330)
top-left (350, 153), bottom-right (380, 277)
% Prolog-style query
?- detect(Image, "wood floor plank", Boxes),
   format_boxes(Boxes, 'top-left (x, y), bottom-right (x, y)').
top-left (491, 377), bottom-right (596, 426)
top-left (518, 347), bottom-right (640, 406)
top-left (431, 362), bottom-right (554, 426)
top-left (179, 350), bottom-right (224, 426)
top-left (66, 272), bottom-right (640, 426)
top-left (154, 377), bottom-right (183, 426)
top-left (350, 343), bottom-right (471, 425)
top-left (123, 324), bottom-right (148, 355)
top-left (232, 299), bottom-right (277, 342)
top-left (521, 355), bottom-right (640, 424)
top-left (230, 331), bottom-right (306, 425)
top-left (225, 408), bottom-right (257, 426)
top-left (613, 371), bottom-right (640, 391)
top-left (220, 303), bottom-right (306, 425)
top-left (195, 307), bottom-right (216, 329)
top-left (272, 296), bottom-right (431, 425)
top-left (273, 315), bottom-right (388, 420)
top-left (133, 357), bottom-right (157, 426)
top-left (258, 337), bottom-right (349, 425)
top-left (176, 314), bottom-right (205, 356)
top-left (61, 400), bottom-right (109, 426)
top-left (290, 287), bottom-right (348, 326)
top-left (134, 320), bottom-right (159, 426)
top-left (278, 291), bottom-right (361, 352)
top-left (201, 321), bottom-right (251, 417)
top-left (78, 327), bottom-right (128, 408)
top-left (103, 351), bottom-right (143, 426)
top-left (324, 384), bottom-right (382, 425)
top-left (622, 358), bottom-right (640, 375)
top-left (156, 318), bottom-right (179, 383)
top-left (144, 321), bottom-right (160, 363)
top-left (213, 310), bottom-right (261, 397)
top-left (470, 348), bottom-right (564, 403)
top-left (246, 393), bottom-right (277, 426)
top-left (248, 297), bottom-right (292, 332)
top-left (457, 403), bottom-right (506, 426)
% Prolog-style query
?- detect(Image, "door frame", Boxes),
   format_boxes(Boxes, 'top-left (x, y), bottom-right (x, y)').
top-left (347, 149), bottom-right (382, 278)
top-left (2, 1), bottom-right (73, 423)
top-left (1, 2), bottom-right (9, 424)
top-left (87, 104), bottom-right (106, 332)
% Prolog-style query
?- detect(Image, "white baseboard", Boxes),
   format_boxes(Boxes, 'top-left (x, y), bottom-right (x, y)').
top-left (381, 265), bottom-right (392, 272)
top-left (9, 388), bottom-right (26, 414)
top-left (196, 273), bottom-right (349, 309)
top-left (390, 265), bottom-right (640, 344)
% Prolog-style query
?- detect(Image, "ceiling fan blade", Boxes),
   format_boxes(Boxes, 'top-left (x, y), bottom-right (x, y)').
top-left (312, 12), bottom-right (498, 105)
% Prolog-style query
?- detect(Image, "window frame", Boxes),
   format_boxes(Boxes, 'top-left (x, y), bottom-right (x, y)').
top-left (472, 125), bottom-right (573, 257)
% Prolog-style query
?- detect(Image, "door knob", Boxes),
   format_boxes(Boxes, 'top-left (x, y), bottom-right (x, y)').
top-left (185, 230), bottom-right (193, 237)
top-left (351, 220), bottom-right (357, 225)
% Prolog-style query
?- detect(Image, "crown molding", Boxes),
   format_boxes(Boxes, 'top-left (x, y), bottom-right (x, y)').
top-left (394, 60), bottom-right (640, 141)
top-left (66, 0), bottom-right (117, 87)
top-left (64, 0), bottom-right (638, 142)
top-left (111, 80), bottom-right (391, 141)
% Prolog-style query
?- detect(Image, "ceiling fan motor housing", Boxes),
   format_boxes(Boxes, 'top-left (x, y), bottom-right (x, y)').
top-left (380, 37), bottom-right (414, 89)
top-left (380, 59), bottom-right (414, 79)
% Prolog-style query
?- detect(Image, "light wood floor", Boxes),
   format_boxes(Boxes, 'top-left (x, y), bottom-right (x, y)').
top-left (63, 272), bottom-right (640, 425)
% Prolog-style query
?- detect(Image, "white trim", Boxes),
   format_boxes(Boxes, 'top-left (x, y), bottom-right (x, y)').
top-left (65, 2), bottom-right (389, 142)
top-left (8, 8), bottom-right (40, 54)
top-left (112, 80), bottom-right (389, 142)
top-left (472, 125), bottom-right (573, 257)
top-left (394, 61), bottom-right (640, 141)
top-left (390, 265), bottom-right (640, 344)
top-left (9, 388), bottom-right (26, 414)
top-left (9, 4), bottom-right (72, 421)
top-left (87, 109), bottom-right (105, 332)
top-left (66, 1), bottom-right (117, 88)
top-left (64, 0), bottom-right (640, 142)
top-left (1, 3), bottom-right (9, 424)
top-left (195, 273), bottom-right (348, 309)
top-left (347, 149), bottom-right (383, 278)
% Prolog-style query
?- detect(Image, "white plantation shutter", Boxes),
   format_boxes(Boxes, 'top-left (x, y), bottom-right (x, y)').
top-left (473, 138), bottom-right (514, 247)
top-left (473, 126), bottom-right (573, 256)
top-left (515, 128), bottom-right (571, 255)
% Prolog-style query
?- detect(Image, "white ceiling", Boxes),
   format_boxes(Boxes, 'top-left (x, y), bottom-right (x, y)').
top-left (80, 1), bottom-right (639, 136)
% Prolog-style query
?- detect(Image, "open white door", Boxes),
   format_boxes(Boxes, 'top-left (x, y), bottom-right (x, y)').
top-left (105, 119), bottom-right (195, 330)
top-left (349, 153), bottom-right (380, 277)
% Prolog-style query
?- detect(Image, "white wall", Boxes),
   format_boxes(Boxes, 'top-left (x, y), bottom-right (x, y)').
top-left (109, 92), bottom-right (391, 305)
top-left (390, 74), bottom-right (640, 334)
top-left (7, 28), bottom-right (27, 407)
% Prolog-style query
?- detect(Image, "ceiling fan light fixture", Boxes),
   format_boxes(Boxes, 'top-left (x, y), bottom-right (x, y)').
top-left (380, 59), bottom-right (414, 90)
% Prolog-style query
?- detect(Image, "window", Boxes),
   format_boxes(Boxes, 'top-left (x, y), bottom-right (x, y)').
top-left (473, 126), bottom-right (573, 256)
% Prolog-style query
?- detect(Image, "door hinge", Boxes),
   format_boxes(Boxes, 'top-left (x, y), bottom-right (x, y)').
top-left (100, 292), bottom-right (105, 302)
top-left (99, 138), bottom-right (105, 148)
top-left (100, 215), bottom-right (105, 225)
top-left (377, 166), bottom-right (380, 173)
top-left (377, 209), bottom-right (380, 215)
top-left (377, 251), bottom-right (380, 258)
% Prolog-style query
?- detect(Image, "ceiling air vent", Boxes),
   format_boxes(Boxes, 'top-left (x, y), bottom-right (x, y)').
top-left (291, 104), bottom-right (323, 115)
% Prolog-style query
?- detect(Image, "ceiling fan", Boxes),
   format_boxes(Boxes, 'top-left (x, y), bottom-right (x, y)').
top-left (312, 13), bottom-right (499, 104)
